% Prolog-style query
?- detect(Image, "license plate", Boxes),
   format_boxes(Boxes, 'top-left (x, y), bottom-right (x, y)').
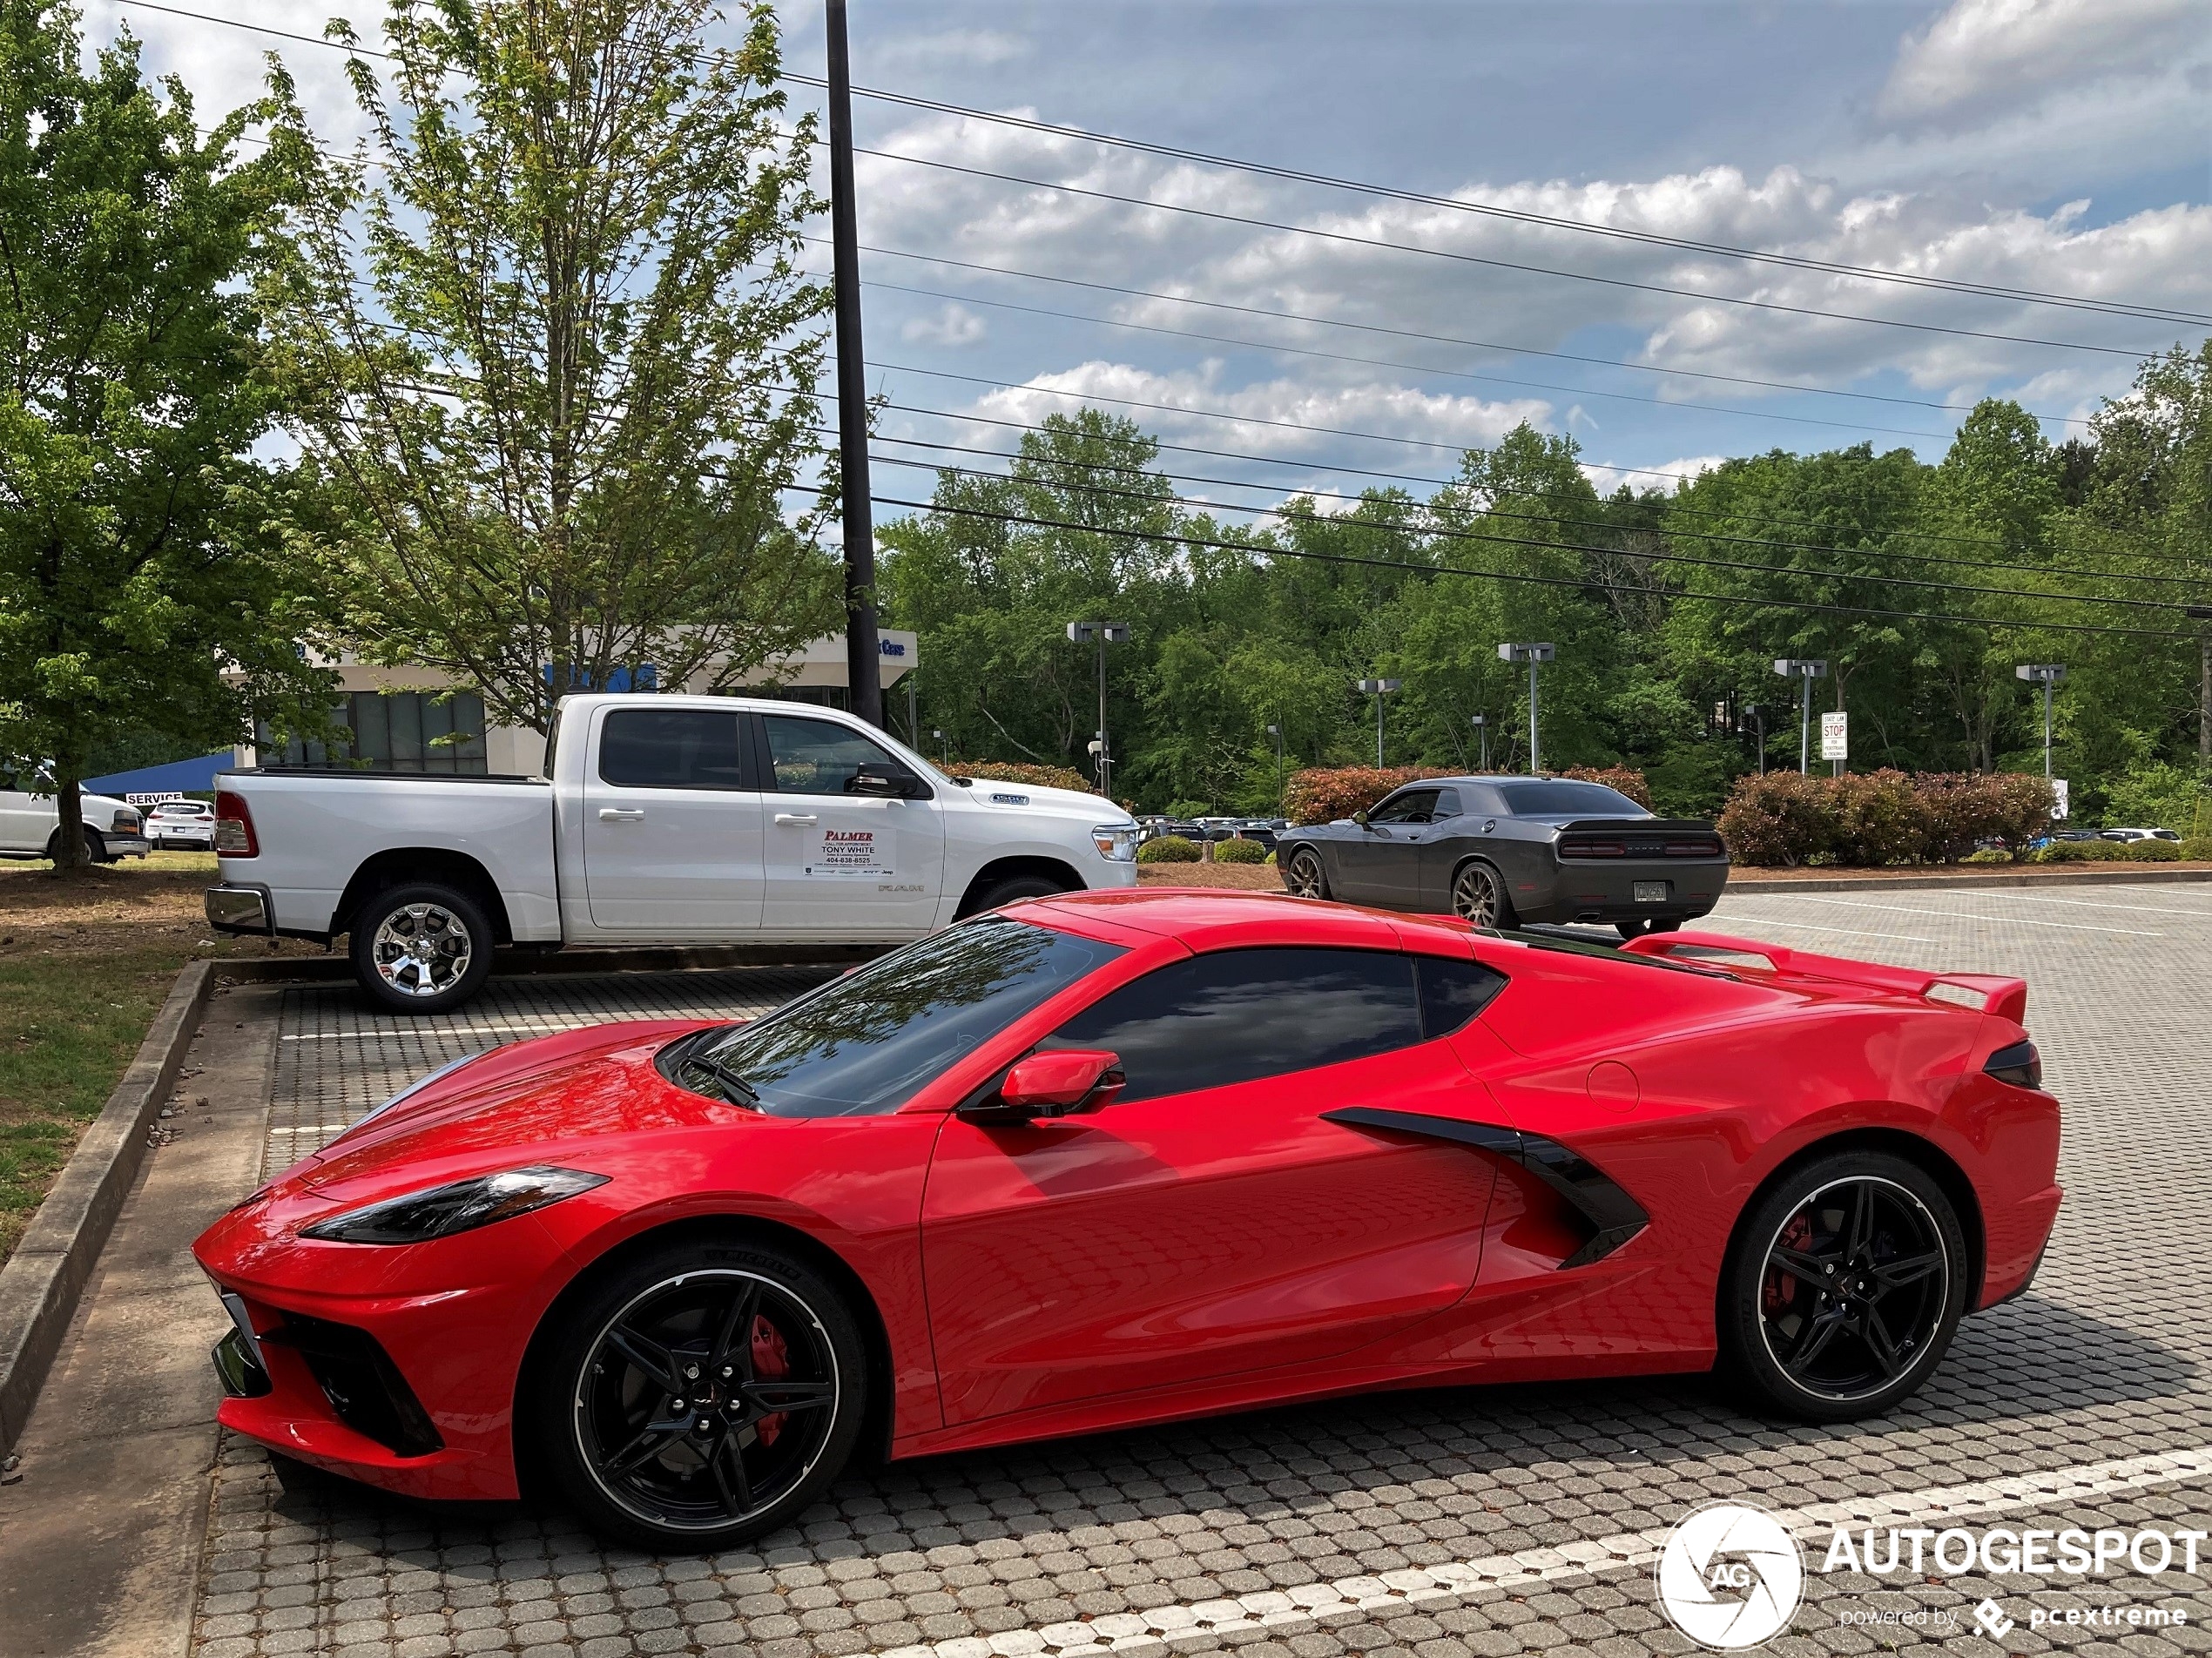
top-left (1634, 880), bottom-right (1669, 903)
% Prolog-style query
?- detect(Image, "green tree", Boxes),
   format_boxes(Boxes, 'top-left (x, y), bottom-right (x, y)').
top-left (0, 4), bottom-right (330, 866)
top-left (273, 0), bottom-right (836, 734)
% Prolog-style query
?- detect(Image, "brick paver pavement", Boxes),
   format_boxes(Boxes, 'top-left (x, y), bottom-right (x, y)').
top-left (188, 886), bottom-right (2212, 1656)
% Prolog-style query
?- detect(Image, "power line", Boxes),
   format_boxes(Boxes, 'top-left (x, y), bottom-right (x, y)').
top-left (797, 79), bottom-right (2212, 330)
top-left (870, 494), bottom-right (2190, 639)
top-left (817, 238), bottom-right (2093, 427)
top-left (870, 453), bottom-right (2193, 615)
top-left (853, 148), bottom-right (2176, 361)
top-left (111, 0), bottom-right (2194, 360)
top-left (864, 428), bottom-right (2200, 590)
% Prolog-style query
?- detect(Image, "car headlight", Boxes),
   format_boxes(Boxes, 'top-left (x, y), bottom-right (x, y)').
top-left (300, 1165), bottom-right (608, 1244)
top-left (114, 808), bottom-right (142, 830)
top-left (1092, 824), bottom-right (1139, 862)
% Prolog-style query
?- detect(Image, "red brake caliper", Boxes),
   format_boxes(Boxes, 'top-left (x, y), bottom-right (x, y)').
top-left (1764, 1212), bottom-right (1812, 1316)
top-left (751, 1315), bottom-right (792, 1447)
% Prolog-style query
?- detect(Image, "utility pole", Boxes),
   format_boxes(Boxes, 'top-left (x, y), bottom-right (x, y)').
top-left (826, 0), bottom-right (882, 728)
top-left (904, 670), bottom-right (919, 751)
top-left (1069, 621), bottom-right (1130, 796)
top-left (1498, 644), bottom-right (1554, 774)
top-left (1773, 658), bottom-right (1829, 774)
top-left (2015, 664), bottom-right (2067, 778)
top-left (2191, 607), bottom-right (2212, 764)
top-left (1355, 678), bottom-right (1401, 767)
top-left (1266, 722), bottom-right (1285, 806)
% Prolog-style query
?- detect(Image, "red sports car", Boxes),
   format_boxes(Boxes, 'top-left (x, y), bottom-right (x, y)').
top-left (196, 889), bottom-right (2061, 1550)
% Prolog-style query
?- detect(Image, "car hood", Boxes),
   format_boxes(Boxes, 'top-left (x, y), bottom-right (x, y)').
top-left (283, 1018), bottom-right (738, 1197)
top-left (957, 780), bottom-right (1130, 823)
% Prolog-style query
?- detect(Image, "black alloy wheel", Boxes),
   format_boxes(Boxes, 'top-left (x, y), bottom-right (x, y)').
top-left (1282, 846), bottom-right (1330, 900)
top-left (536, 1241), bottom-right (867, 1550)
top-left (1450, 860), bottom-right (1513, 929)
top-left (1719, 1151), bottom-right (1966, 1421)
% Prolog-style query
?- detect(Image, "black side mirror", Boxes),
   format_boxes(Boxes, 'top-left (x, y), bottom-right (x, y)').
top-left (848, 761), bottom-right (929, 799)
top-left (1352, 809), bottom-right (1374, 830)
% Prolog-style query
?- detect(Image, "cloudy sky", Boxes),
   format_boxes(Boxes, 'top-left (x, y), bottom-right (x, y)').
top-left (89, 0), bottom-right (2212, 516)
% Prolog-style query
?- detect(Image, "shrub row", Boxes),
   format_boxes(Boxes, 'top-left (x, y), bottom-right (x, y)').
top-left (1716, 770), bottom-right (2058, 867)
top-left (1281, 764), bottom-right (1656, 826)
top-left (2030, 837), bottom-right (2212, 863)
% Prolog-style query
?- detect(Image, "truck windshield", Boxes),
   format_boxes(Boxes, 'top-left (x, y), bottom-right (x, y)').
top-left (668, 916), bottom-right (1125, 1117)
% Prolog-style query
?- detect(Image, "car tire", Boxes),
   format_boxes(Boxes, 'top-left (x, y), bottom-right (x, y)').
top-left (1449, 859), bottom-right (1515, 929)
top-left (529, 1237), bottom-right (869, 1552)
top-left (46, 827), bottom-right (111, 866)
top-left (348, 881), bottom-right (494, 1014)
top-left (1717, 1149), bottom-right (1968, 1423)
top-left (1282, 846), bottom-right (1331, 900)
top-left (957, 873), bottom-right (1071, 918)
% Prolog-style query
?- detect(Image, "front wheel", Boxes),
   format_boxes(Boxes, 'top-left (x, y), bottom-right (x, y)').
top-left (1717, 1150), bottom-right (1968, 1422)
top-left (957, 873), bottom-right (1071, 918)
top-left (1282, 846), bottom-right (1330, 900)
top-left (46, 827), bottom-right (111, 866)
top-left (530, 1239), bottom-right (868, 1551)
top-left (348, 881), bottom-right (493, 1014)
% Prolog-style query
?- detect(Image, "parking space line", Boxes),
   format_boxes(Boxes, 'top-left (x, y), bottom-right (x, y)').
top-left (885, 1446), bottom-right (2212, 1658)
top-left (1724, 893), bottom-right (2165, 936)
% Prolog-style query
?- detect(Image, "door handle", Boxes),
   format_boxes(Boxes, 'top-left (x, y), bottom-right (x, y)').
top-left (774, 812), bottom-right (819, 826)
top-left (597, 807), bottom-right (646, 822)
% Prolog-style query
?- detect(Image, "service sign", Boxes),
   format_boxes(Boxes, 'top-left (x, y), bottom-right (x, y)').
top-left (1819, 711), bottom-right (1848, 761)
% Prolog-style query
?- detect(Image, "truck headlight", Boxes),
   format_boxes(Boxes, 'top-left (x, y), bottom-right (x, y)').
top-left (1092, 824), bottom-right (1139, 862)
top-left (300, 1166), bottom-right (608, 1244)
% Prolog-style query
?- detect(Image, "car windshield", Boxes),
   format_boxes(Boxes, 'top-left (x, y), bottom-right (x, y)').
top-left (671, 916), bottom-right (1125, 1117)
top-left (1497, 781), bottom-right (1649, 818)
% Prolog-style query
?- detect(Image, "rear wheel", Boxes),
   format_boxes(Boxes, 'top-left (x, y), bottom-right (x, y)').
top-left (1282, 846), bottom-right (1330, 900)
top-left (531, 1238), bottom-right (868, 1551)
top-left (1718, 1150), bottom-right (1967, 1422)
top-left (348, 881), bottom-right (493, 1014)
top-left (1450, 860), bottom-right (1514, 929)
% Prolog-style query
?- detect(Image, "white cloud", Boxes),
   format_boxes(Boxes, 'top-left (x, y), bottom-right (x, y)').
top-left (1878, 0), bottom-right (2208, 129)
top-left (900, 302), bottom-right (987, 347)
top-left (1582, 455), bottom-right (1731, 494)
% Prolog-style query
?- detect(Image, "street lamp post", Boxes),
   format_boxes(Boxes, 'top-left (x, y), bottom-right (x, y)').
top-left (1354, 678), bottom-right (1401, 767)
top-left (1069, 621), bottom-right (1131, 796)
top-left (2015, 664), bottom-right (2067, 778)
top-left (1772, 658), bottom-right (1830, 775)
top-left (1497, 644), bottom-right (1556, 774)
top-left (1265, 722), bottom-right (1285, 805)
top-left (1471, 713), bottom-right (1488, 772)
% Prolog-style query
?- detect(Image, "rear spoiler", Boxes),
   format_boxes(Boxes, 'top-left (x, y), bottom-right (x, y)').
top-left (1619, 929), bottom-right (2027, 1024)
top-left (1558, 818), bottom-right (1719, 834)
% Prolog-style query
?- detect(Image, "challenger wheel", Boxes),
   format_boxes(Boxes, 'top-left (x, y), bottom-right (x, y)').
top-left (348, 881), bottom-right (493, 1014)
top-left (1718, 1150), bottom-right (1967, 1422)
top-left (1450, 860), bottom-right (1514, 929)
top-left (1282, 846), bottom-right (1330, 899)
top-left (532, 1239), bottom-right (867, 1551)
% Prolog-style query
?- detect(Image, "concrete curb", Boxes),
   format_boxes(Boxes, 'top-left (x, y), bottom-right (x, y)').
top-left (1728, 867), bottom-right (2212, 894)
top-left (0, 959), bottom-right (215, 1454)
top-left (209, 941), bottom-right (880, 987)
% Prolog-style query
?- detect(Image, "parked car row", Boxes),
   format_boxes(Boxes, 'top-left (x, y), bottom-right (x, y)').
top-left (1135, 815), bottom-right (1290, 848)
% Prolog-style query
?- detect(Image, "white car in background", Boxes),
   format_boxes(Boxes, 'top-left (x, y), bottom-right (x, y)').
top-left (2101, 827), bottom-right (2182, 843)
top-left (0, 765), bottom-right (151, 862)
top-left (145, 799), bottom-right (219, 849)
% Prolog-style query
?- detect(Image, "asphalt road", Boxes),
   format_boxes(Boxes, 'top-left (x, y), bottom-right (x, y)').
top-left (35, 883), bottom-right (2212, 1657)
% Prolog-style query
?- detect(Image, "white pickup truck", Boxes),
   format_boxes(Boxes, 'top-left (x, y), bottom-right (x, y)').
top-left (206, 693), bottom-right (1141, 1012)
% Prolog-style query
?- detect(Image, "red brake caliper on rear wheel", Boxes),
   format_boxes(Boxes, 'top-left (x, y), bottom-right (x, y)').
top-left (751, 1315), bottom-right (791, 1447)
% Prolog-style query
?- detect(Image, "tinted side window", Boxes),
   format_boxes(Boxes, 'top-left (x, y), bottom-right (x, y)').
top-left (1415, 956), bottom-right (1507, 1036)
top-left (598, 709), bottom-right (749, 789)
top-left (1431, 788), bottom-right (1462, 819)
top-left (1042, 947), bottom-right (1424, 1103)
top-left (764, 715), bottom-right (899, 794)
top-left (1370, 789), bottom-right (1440, 825)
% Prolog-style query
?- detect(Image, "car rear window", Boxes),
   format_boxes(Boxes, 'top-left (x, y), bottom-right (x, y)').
top-left (1496, 780), bottom-right (1648, 818)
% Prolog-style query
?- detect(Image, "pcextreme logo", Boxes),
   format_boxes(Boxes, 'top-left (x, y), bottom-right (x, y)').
top-left (1655, 1501), bottom-right (1805, 1650)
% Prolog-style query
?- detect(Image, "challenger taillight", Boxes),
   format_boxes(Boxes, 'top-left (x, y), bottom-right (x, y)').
top-left (1663, 839), bottom-right (1724, 857)
top-left (1559, 840), bottom-right (1627, 859)
top-left (213, 790), bottom-right (258, 857)
top-left (1984, 1039), bottom-right (2042, 1090)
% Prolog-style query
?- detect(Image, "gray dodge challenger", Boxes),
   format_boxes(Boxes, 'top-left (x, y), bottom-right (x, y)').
top-left (1275, 774), bottom-right (1730, 937)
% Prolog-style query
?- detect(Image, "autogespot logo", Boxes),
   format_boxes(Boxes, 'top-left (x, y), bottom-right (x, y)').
top-left (1655, 1501), bottom-right (1805, 1650)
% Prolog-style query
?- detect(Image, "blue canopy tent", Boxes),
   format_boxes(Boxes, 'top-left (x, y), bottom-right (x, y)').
top-left (82, 751), bottom-right (234, 799)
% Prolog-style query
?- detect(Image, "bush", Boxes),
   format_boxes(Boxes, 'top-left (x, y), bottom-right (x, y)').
top-left (1136, 835), bottom-right (1199, 864)
top-left (1212, 836), bottom-right (1269, 864)
top-left (1716, 772), bottom-right (1837, 867)
top-left (2182, 838), bottom-right (2212, 863)
top-left (2127, 839), bottom-right (2184, 861)
top-left (1282, 765), bottom-right (1455, 826)
top-left (950, 759), bottom-right (1096, 793)
top-left (1560, 765), bottom-right (1653, 808)
top-left (1831, 770), bottom-right (1924, 866)
top-left (2030, 839), bottom-right (2124, 862)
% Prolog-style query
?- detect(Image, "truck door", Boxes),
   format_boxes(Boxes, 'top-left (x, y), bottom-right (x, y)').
top-left (756, 711), bottom-right (945, 939)
top-left (580, 705), bottom-right (765, 936)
